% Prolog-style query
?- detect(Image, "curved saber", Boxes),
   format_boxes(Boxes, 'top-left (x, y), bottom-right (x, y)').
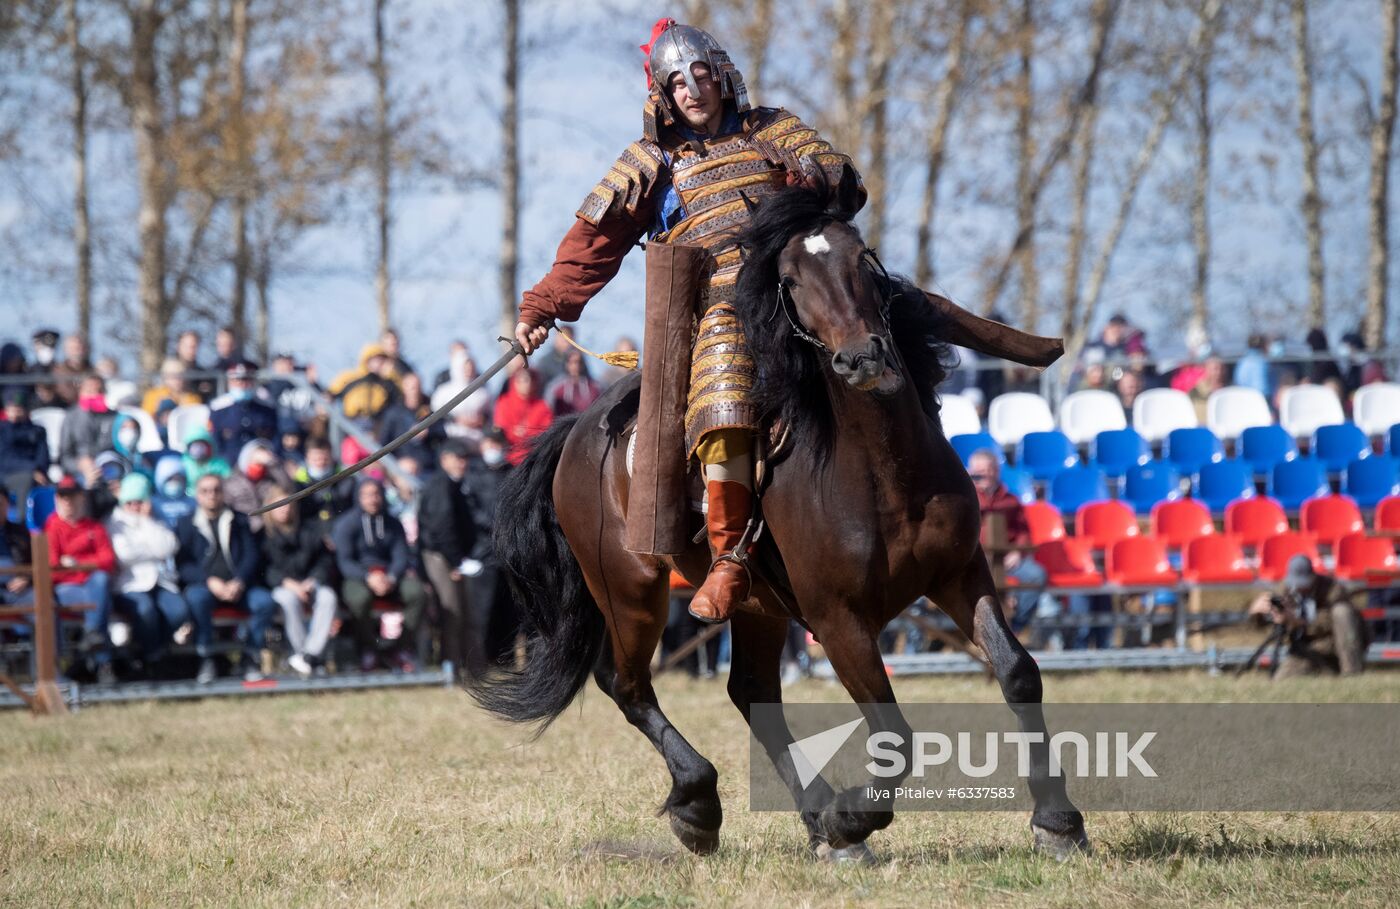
top-left (253, 336), bottom-right (527, 516)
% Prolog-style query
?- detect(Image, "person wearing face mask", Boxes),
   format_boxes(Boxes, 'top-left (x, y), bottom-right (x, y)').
top-left (27, 329), bottom-right (61, 408)
top-left (209, 361), bottom-right (278, 464)
top-left (106, 472), bottom-right (188, 676)
top-left (180, 423), bottom-right (231, 494)
top-left (58, 375), bottom-right (117, 478)
top-left (151, 454), bottom-right (196, 529)
top-left (293, 438), bottom-right (356, 544)
top-left (223, 439), bottom-right (291, 531)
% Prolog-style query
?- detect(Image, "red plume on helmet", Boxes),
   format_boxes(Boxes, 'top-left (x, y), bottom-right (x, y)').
top-left (640, 17), bottom-right (677, 87)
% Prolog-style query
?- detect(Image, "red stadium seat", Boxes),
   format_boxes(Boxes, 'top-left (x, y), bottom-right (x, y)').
top-left (1299, 494), bottom-right (1365, 548)
top-left (1151, 498), bottom-right (1216, 550)
top-left (1034, 539), bottom-right (1104, 587)
top-left (1182, 536), bottom-right (1256, 584)
top-left (1224, 496), bottom-right (1289, 548)
top-left (1375, 495), bottom-right (1400, 534)
top-left (1258, 532), bottom-right (1321, 582)
top-left (1023, 501), bottom-right (1067, 545)
top-left (1074, 500), bottom-right (1140, 550)
top-left (1106, 536), bottom-right (1180, 587)
top-left (1333, 533), bottom-right (1400, 583)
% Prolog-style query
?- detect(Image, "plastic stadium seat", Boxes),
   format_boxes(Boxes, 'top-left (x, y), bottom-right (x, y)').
top-left (1205, 386), bottom-right (1273, 443)
top-left (1000, 466), bottom-right (1036, 504)
top-left (951, 432), bottom-right (1003, 467)
top-left (1151, 498), bottom-right (1216, 550)
top-left (1376, 495), bottom-right (1400, 533)
top-left (940, 393), bottom-right (983, 439)
top-left (1279, 384), bottom-right (1345, 440)
top-left (1132, 388), bottom-right (1199, 443)
top-left (1049, 464), bottom-right (1109, 515)
top-left (1023, 501), bottom-right (1067, 544)
top-left (167, 404), bottom-right (211, 453)
top-left (1258, 532), bottom-right (1322, 582)
top-left (1018, 430), bottom-right (1078, 481)
top-left (1195, 458), bottom-right (1256, 513)
top-left (1075, 500), bottom-right (1140, 550)
top-left (987, 392), bottom-right (1054, 448)
top-left (1058, 389), bottom-right (1127, 445)
top-left (1225, 496), bottom-right (1289, 548)
top-left (1333, 533), bottom-right (1400, 583)
top-left (1182, 536), bottom-right (1256, 584)
top-left (1351, 382), bottom-right (1400, 437)
top-left (1299, 494), bottom-right (1365, 548)
top-left (1344, 455), bottom-right (1400, 509)
top-left (1106, 537), bottom-right (1180, 587)
top-left (1311, 423), bottom-right (1371, 473)
top-left (1270, 457), bottom-right (1329, 510)
top-left (1239, 424), bottom-right (1297, 476)
top-left (1093, 428), bottom-right (1150, 479)
top-left (26, 486), bottom-right (56, 533)
top-left (30, 407), bottom-right (66, 462)
top-left (116, 406), bottom-right (165, 454)
top-left (1391, 424), bottom-right (1400, 457)
top-left (1123, 459), bottom-right (1181, 515)
top-left (1165, 427), bottom-right (1224, 477)
top-left (1034, 539), bottom-right (1104, 587)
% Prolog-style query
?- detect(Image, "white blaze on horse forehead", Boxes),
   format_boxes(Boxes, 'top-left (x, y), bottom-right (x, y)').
top-left (802, 230), bottom-right (832, 256)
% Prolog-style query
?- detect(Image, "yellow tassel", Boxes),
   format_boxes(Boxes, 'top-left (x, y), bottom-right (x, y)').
top-left (558, 330), bottom-right (639, 370)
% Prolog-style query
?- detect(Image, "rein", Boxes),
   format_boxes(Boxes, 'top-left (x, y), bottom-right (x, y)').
top-left (772, 245), bottom-right (897, 365)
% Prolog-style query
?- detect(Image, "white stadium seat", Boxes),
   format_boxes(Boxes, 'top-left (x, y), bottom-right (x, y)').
top-left (104, 379), bottom-right (140, 409)
top-left (1131, 387), bottom-right (1198, 443)
top-left (1352, 382), bottom-right (1400, 437)
top-left (987, 392), bottom-right (1055, 447)
top-left (1278, 384), bottom-right (1345, 440)
top-left (938, 392), bottom-right (982, 438)
top-left (29, 407), bottom-right (66, 462)
top-left (1058, 389), bottom-right (1127, 445)
top-left (1205, 386), bottom-right (1272, 442)
top-left (166, 404), bottom-right (210, 453)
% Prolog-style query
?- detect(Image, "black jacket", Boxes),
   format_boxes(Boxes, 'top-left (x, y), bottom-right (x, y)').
top-left (331, 505), bottom-right (410, 582)
top-left (0, 419), bottom-right (50, 478)
top-left (464, 460), bottom-right (506, 564)
top-left (175, 508), bottom-right (262, 587)
top-left (261, 521), bottom-right (334, 586)
top-left (418, 468), bottom-right (476, 565)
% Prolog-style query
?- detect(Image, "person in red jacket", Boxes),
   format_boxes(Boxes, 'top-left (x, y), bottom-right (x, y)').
top-left (492, 367), bottom-right (553, 466)
top-left (967, 451), bottom-right (1046, 637)
top-left (45, 474), bottom-right (117, 680)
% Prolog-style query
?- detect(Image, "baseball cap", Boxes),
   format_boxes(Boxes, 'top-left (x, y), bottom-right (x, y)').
top-left (1283, 554), bottom-right (1316, 589)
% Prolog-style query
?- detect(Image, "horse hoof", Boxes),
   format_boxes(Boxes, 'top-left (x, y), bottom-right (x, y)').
top-left (813, 840), bottom-right (879, 865)
top-left (1032, 823), bottom-right (1092, 862)
top-left (669, 815), bottom-right (720, 856)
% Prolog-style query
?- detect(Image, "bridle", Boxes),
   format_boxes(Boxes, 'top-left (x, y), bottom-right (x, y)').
top-left (773, 244), bottom-right (896, 358)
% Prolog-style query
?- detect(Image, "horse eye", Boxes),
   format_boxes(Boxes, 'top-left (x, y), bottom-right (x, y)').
top-left (780, 276), bottom-right (797, 288)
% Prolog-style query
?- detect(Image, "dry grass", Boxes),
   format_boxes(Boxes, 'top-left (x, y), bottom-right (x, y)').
top-left (2, 670), bottom-right (1398, 908)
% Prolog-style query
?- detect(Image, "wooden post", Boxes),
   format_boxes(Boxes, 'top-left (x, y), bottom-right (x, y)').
top-left (29, 533), bottom-right (68, 715)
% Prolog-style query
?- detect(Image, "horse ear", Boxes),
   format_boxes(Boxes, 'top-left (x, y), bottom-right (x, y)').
top-left (834, 163), bottom-right (862, 218)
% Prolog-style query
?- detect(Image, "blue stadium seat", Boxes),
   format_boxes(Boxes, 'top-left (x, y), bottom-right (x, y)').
top-left (1018, 430), bottom-right (1078, 481)
top-left (1343, 455), bottom-right (1400, 508)
top-left (1270, 456), bottom-right (1329, 510)
top-left (1165, 426), bottom-right (1224, 477)
top-left (1390, 423), bottom-right (1400, 455)
top-left (1049, 463), bottom-right (1109, 515)
top-left (1123, 459), bottom-right (1182, 515)
top-left (1000, 465), bottom-right (1036, 504)
top-left (26, 486), bottom-right (55, 533)
top-left (1093, 428), bottom-right (1149, 479)
top-left (1196, 458), bottom-right (1255, 513)
top-left (1240, 424), bottom-right (1297, 476)
top-left (1312, 423), bottom-right (1371, 473)
top-left (950, 432), bottom-right (1004, 467)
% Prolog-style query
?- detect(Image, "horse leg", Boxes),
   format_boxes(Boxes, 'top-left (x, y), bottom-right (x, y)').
top-left (726, 612), bottom-right (865, 860)
top-left (932, 548), bottom-right (1091, 860)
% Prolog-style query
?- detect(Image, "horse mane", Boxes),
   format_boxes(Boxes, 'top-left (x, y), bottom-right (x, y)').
top-left (732, 186), bottom-right (958, 465)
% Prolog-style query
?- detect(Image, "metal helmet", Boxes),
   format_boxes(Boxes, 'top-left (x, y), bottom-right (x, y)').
top-left (647, 23), bottom-right (750, 121)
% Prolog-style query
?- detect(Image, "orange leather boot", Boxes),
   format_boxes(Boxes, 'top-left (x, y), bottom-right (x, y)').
top-left (688, 479), bottom-right (753, 624)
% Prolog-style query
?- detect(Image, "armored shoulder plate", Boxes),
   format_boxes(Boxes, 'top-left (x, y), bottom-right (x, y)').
top-left (577, 140), bottom-right (667, 225)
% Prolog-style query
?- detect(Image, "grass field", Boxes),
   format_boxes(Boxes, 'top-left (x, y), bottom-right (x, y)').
top-left (3, 669), bottom-right (1399, 908)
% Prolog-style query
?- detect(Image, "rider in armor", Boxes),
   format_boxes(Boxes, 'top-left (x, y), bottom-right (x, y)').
top-left (514, 19), bottom-right (863, 625)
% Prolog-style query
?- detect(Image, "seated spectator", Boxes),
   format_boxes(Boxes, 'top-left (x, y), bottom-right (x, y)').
top-left (330, 343), bottom-right (400, 421)
top-left (1070, 346), bottom-right (1111, 394)
top-left (1187, 356), bottom-right (1228, 423)
top-left (152, 453), bottom-right (195, 529)
top-left (1247, 555), bottom-right (1368, 678)
top-left (224, 439), bottom-right (292, 531)
top-left (445, 395), bottom-right (491, 454)
top-left (141, 358), bottom-right (203, 415)
top-left (493, 367), bottom-right (552, 466)
top-left (544, 350), bottom-right (603, 417)
top-left (107, 473), bottom-right (187, 675)
top-left (0, 481), bottom-right (33, 607)
top-left (1234, 334), bottom-right (1273, 400)
top-left (1338, 329), bottom-right (1388, 390)
top-left (209, 361), bottom-right (278, 464)
top-left (46, 475), bottom-right (116, 683)
top-left (175, 474), bottom-right (277, 683)
top-left (333, 477), bottom-right (427, 673)
top-left (418, 440), bottom-right (480, 679)
top-left (212, 325), bottom-right (243, 373)
top-left (0, 342), bottom-right (30, 400)
top-left (261, 486), bottom-right (338, 677)
top-left (59, 374), bottom-right (116, 477)
top-left (1304, 327), bottom-right (1343, 387)
top-left (1116, 369), bottom-right (1144, 422)
top-left (968, 451), bottom-right (1046, 636)
top-left (377, 372), bottom-right (440, 464)
top-left (27, 328), bottom-right (62, 408)
top-left (294, 438), bottom-right (354, 542)
top-left (180, 423), bottom-right (231, 494)
top-left (0, 390), bottom-right (50, 500)
top-left (49, 333), bottom-right (93, 406)
top-left (432, 340), bottom-right (473, 393)
top-left (380, 327), bottom-right (414, 378)
top-left (175, 329), bottom-right (215, 401)
top-left (86, 450), bottom-right (131, 521)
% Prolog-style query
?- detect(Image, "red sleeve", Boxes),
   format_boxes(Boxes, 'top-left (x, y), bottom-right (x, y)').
top-left (44, 514), bottom-right (62, 567)
top-left (518, 212), bottom-right (650, 328)
top-left (91, 523), bottom-right (116, 574)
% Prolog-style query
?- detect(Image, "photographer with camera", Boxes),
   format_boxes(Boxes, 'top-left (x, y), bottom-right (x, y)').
top-left (1246, 555), bottom-right (1368, 679)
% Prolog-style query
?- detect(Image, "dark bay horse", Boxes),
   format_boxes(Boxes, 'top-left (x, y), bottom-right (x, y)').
top-left (469, 170), bottom-right (1089, 862)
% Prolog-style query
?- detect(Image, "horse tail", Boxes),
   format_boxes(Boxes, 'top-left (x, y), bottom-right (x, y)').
top-left (466, 414), bottom-right (605, 734)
